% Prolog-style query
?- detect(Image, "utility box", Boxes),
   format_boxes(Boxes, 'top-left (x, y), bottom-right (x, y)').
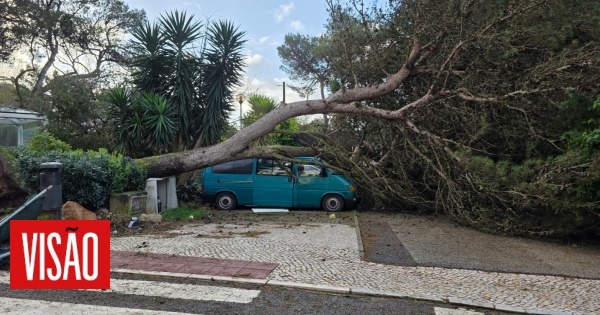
top-left (109, 191), bottom-right (147, 216)
top-left (39, 162), bottom-right (63, 218)
top-left (146, 176), bottom-right (178, 214)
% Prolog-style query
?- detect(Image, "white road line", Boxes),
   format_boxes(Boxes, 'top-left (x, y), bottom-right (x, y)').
top-left (0, 272), bottom-right (260, 304)
top-left (0, 297), bottom-right (199, 315)
top-left (434, 307), bottom-right (484, 315)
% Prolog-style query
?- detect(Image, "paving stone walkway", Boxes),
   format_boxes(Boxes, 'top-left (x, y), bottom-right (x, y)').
top-left (111, 250), bottom-right (278, 279)
top-left (110, 223), bottom-right (600, 315)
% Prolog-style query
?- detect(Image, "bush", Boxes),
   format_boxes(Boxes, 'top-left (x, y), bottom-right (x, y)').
top-left (176, 171), bottom-right (204, 203)
top-left (28, 132), bottom-right (72, 152)
top-left (9, 147), bottom-right (146, 210)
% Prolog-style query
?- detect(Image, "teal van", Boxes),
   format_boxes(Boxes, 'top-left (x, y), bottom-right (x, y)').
top-left (200, 157), bottom-right (360, 211)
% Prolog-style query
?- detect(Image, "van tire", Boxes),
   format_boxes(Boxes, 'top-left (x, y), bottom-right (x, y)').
top-left (322, 194), bottom-right (344, 212)
top-left (216, 192), bottom-right (237, 210)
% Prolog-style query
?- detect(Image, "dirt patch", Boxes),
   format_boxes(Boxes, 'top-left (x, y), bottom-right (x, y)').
top-left (109, 209), bottom-right (356, 237)
top-left (110, 218), bottom-right (196, 237)
top-left (204, 209), bottom-right (356, 225)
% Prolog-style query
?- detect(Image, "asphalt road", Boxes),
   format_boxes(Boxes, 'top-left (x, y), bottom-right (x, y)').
top-left (360, 212), bottom-right (600, 279)
top-left (0, 272), bottom-right (512, 315)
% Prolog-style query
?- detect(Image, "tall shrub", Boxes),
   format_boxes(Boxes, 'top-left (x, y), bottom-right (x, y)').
top-left (9, 147), bottom-right (146, 210)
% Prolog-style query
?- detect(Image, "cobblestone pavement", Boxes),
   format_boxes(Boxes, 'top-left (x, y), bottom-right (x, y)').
top-left (111, 223), bottom-right (600, 315)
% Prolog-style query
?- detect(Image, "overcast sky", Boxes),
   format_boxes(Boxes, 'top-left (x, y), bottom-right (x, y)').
top-left (124, 0), bottom-right (331, 112)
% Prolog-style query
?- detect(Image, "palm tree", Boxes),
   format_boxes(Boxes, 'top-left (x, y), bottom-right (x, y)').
top-left (242, 94), bottom-right (299, 146)
top-left (242, 94), bottom-right (278, 128)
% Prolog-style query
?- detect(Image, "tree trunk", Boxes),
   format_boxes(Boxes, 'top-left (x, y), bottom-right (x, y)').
top-left (176, 133), bottom-right (204, 186)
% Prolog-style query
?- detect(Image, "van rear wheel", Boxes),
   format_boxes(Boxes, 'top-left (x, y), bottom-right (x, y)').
top-left (216, 192), bottom-right (237, 210)
top-left (322, 194), bottom-right (344, 212)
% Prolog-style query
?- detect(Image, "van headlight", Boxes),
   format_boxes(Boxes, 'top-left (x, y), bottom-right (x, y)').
top-left (349, 185), bottom-right (356, 192)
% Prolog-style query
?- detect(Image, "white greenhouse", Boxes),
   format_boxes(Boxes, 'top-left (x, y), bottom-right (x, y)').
top-left (0, 105), bottom-right (45, 147)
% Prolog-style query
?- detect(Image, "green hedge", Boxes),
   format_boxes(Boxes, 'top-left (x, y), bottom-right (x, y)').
top-left (9, 147), bottom-right (146, 210)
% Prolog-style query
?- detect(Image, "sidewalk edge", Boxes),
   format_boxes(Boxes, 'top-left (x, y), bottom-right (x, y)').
top-left (354, 210), bottom-right (365, 260)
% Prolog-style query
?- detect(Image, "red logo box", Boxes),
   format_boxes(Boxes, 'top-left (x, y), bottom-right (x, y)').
top-left (10, 220), bottom-right (110, 289)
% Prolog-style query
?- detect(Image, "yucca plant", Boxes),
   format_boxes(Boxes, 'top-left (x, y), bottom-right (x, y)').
top-left (196, 20), bottom-right (246, 146)
top-left (106, 88), bottom-right (145, 157)
top-left (140, 93), bottom-right (176, 153)
top-left (106, 89), bottom-right (176, 156)
top-left (160, 11), bottom-right (204, 149)
top-left (131, 22), bottom-right (167, 94)
top-left (107, 10), bottom-right (246, 157)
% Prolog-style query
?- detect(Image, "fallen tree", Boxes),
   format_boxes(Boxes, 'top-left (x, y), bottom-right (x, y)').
top-left (136, 0), bottom-right (600, 238)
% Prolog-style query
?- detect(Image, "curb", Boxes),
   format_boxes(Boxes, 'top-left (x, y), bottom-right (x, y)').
top-left (110, 268), bottom-right (575, 315)
top-left (353, 211), bottom-right (365, 260)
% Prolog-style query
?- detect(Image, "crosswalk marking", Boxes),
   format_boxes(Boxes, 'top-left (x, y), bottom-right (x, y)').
top-left (107, 278), bottom-right (261, 303)
top-left (0, 297), bottom-right (199, 315)
top-left (0, 273), bottom-right (260, 304)
top-left (434, 307), bottom-right (484, 315)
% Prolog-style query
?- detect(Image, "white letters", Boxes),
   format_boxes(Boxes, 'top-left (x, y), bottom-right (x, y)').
top-left (20, 232), bottom-right (99, 282)
top-left (63, 233), bottom-right (81, 280)
top-left (22, 233), bottom-right (38, 281)
top-left (82, 233), bottom-right (98, 280)
top-left (47, 233), bottom-right (61, 281)
top-left (39, 233), bottom-right (45, 280)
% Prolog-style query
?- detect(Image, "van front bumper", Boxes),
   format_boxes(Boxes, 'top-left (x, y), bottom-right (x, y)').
top-left (344, 196), bottom-right (361, 210)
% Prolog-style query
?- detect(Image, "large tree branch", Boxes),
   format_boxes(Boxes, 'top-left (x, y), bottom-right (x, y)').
top-left (32, 28), bottom-right (59, 95)
top-left (139, 91), bottom-right (448, 176)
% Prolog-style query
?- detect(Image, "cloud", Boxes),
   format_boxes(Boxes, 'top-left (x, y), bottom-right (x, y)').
top-left (258, 36), bottom-right (269, 44)
top-left (244, 54), bottom-right (264, 66)
top-left (289, 20), bottom-right (305, 31)
top-left (182, 1), bottom-right (201, 10)
top-left (274, 2), bottom-right (295, 23)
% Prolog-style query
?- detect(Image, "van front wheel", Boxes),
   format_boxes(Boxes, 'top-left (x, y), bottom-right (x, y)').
top-left (216, 192), bottom-right (237, 210)
top-left (322, 194), bottom-right (344, 212)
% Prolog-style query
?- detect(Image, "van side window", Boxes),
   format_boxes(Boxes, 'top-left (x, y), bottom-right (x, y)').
top-left (256, 159), bottom-right (289, 176)
top-left (212, 159), bottom-right (253, 174)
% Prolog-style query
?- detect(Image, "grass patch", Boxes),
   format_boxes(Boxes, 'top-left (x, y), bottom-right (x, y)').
top-left (161, 206), bottom-right (204, 220)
